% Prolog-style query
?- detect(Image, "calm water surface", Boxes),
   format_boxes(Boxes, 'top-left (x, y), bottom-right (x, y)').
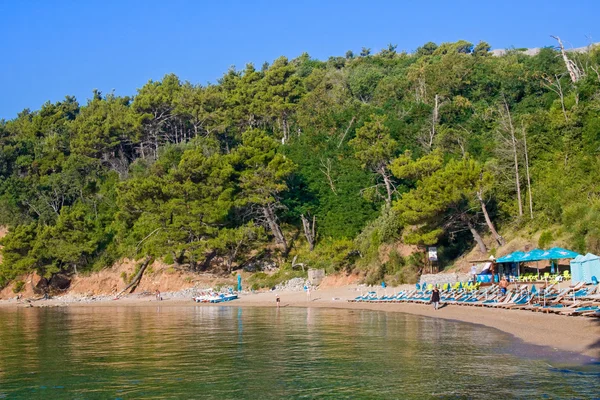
top-left (0, 306), bottom-right (598, 399)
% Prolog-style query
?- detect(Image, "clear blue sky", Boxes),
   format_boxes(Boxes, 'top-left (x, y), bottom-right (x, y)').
top-left (1, 0), bottom-right (599, 119)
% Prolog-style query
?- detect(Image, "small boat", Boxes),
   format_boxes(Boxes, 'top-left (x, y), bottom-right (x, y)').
top-left (193, 293), bottom-right (238, 303)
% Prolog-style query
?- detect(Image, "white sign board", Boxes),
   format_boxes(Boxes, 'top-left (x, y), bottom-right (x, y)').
top-left (428, 247), bottom-right (438, 261)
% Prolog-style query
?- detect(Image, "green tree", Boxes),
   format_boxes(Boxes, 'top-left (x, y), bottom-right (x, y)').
top-left (349, 115), bottom-right (398, 207)
top-left (234, 129), bottom-right (296, 255)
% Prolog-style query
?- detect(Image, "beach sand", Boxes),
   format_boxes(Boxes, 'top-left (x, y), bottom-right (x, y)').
top-left (1, 284), bottom-right (598, 360)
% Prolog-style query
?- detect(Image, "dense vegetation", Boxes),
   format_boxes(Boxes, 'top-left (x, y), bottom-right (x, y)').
top-left (2, 39), bottom-right (600, 287)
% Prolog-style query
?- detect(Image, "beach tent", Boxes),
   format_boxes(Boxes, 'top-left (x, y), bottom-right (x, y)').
top-left (570, 253), bottom-right (600, 284)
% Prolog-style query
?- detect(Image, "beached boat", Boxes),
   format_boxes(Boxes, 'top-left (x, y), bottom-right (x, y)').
top-left (193, 293), bottom-right (238, 303)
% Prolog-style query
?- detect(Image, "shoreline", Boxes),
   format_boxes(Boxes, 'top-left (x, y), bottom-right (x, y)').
top-left (1, 285), bottom-right (598, 360)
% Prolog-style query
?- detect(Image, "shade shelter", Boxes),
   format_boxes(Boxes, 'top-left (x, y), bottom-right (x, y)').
top-left (570, 253), bottom-right (600, 284)
top-left (539, 247), bottom-right (580, 260)
top-left (515, 249), bottom-right (547, 278)
top-left (495, 251), bottom-right (524, 279)
top-left (496, 248), bottom-right (580, 280)
top-left (496, 251), bottom-right (525, 263)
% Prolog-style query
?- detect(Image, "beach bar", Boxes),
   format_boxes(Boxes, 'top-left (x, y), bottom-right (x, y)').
top-left (496, 247), bottom-right (580, 281)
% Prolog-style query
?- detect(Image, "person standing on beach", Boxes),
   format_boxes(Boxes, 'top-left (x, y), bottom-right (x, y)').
top-left (499, 276), bottom-right (509, 296)
top-left (276, 294), bottom-right (281, 308)
top-left (430, 286), bottom-right (440, 310)
top-left (470, 265), bottom-right (478, 284)
top-left (306, 285), bottom-right (311, 302)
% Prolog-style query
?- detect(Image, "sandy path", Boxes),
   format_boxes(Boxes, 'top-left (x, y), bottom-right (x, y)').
top-left (1, 284), bottom-right (598, 359)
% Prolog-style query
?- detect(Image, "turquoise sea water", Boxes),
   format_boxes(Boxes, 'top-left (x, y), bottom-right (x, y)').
top-left (0, 306), bottom-right (598, 399)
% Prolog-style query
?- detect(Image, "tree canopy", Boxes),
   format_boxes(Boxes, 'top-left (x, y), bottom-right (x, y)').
top-left (2, 39), bottom-right (600, 285)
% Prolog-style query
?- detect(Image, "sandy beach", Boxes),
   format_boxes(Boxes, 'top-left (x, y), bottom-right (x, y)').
top-left (2, 284), bottom-right (598, 360)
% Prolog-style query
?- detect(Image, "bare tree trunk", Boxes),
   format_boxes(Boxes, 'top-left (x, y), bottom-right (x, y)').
top-left (591, 65), bottom-right (600, 84)
top-left (542, 74), bottom-right (568, 123)
top-left (432, 94), bottom-right (439, 141)
top-left (522, 126), bottom-right (534, 220)
top-left (419, 94), bottom-right (442, 152)
top-left (301, 214), bottom-right (316, 251)
top-left (115, 256), bottom-right (152, 298)
top-left (503, 98), bottom-right (523, 217)
top-left (227, 240), bottom-right (244, 273)
top-left (379, 166), bottom-right (393, 208)
top-left (338, 116), bottom-right (356, 148)
top-left (319, 158), bottom-right (337, 195)
top-left (551, 35), bottom-right (583, 83)
top-left (467, 221), bottom-right (487, 254)
top-left (281, 117), bottom-right (289, 144)
top-left (477, 190), bottom-right (505, 246)
top-left (291, 255), bottom-right (305, 272)
top-left (263, 205), bottom-right (288, 254)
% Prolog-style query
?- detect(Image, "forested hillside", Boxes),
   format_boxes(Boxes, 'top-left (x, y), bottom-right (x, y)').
top-left (1, 39), bottom-right (600, 287)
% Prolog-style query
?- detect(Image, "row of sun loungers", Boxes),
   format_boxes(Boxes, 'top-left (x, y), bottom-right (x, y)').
top-left (348, 282), bottom-right (600, 317)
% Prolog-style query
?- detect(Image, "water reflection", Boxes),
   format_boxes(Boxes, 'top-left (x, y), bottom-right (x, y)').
top-left (0, 306), bottom-right (598, 399)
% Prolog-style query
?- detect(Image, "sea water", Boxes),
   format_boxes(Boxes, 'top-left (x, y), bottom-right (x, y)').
top-left (0, 306), bottom-right (598, 399)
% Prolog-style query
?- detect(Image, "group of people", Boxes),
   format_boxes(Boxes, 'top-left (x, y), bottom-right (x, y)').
top-left (429, 275), bottom-right (510, 310)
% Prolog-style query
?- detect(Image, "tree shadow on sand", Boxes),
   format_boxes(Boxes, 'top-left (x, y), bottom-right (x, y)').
top-left (587, 317), bottom-right (600, 358)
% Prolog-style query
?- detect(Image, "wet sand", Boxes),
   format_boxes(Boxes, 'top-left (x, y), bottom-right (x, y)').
top-left (1, 284), bottom-right (598, 359)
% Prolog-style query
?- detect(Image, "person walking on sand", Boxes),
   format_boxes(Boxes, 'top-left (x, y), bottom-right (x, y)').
top-left (430, 285), bottom-right (440, 310)
top-left (276, 294), bottom-right (281, 308)
top-left (306, 285), bottom-right (311, 302)
top-left (155, 289), bottom-right (162, 301)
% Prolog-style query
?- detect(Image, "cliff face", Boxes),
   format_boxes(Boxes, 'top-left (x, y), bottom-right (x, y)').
top-left (0, 259), bottom-right (237, 300)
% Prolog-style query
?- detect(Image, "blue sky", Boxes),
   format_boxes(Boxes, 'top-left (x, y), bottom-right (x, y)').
top-left (1, 0), bottom-right (599, 119)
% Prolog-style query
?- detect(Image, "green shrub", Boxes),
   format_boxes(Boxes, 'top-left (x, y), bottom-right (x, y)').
top-left (385, 249), bottom-right (405, 275)
top-left (365, 264), bottom-right (385, 286)
top-left (291, 238), bottom-right (358, 274)
top-left (355, 208), bottom-right (403, 268)
top-left (247, 268), bottom-right (307, 290)
top-left (12, 280), bottom-right (25, 293)
top-left (538, 231), bottom-right (554, 249)
top-left (163, 253), bottom-right (174, 265)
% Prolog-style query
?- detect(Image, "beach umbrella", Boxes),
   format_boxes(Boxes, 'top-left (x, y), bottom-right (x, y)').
top-left (496, 251), bottom-right (525, 263)
top-left (496, 251), bottom-right (526, 279)
top-left (545, 247), bottom-right (580, 260)
top-left (515, 249), bottom-right (545, 279)
top-left (515, 249), bottom-right (545, 262)
top-left (538, 248), bottom-right (580, 277)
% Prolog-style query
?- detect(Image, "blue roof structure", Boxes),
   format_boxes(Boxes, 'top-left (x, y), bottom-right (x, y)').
top-left (540, 247), bottom-right (580, 260)
top-left (496, 251), bottom-right (525, 263)
top-left (515, 249), bottom-right (546, 262)
top-left (496, 247), bottom-right (579, 263)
